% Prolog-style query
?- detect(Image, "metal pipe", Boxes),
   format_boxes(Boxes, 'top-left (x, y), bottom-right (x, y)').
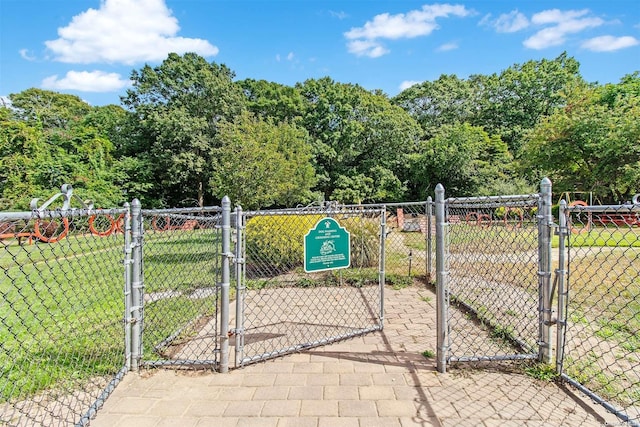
top-left (538, 178), bottom-right (553, 364)
top-left (130, 199), bottom-right (143, 371)
top-left (234, 205), bottom-right (245, 368)
top-left (426, 197), bottom-right (433, 280)
top-left (435, 184), bottom-right (448, 373)
top-left (379, 206), bottom-right (386, 329)
top-left (219, 196), bottom-right (231, 373)
top-left (556, 200), bottom-right (569, 373)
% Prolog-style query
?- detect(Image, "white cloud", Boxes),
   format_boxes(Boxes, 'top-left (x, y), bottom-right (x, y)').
top-left (329, 10), bottom-right (348, 20)
top-left (287, 52), bottom-right (295, 61)
top-left (437, 42), bottom-right (458, 51)
top-left (524, 9), bottom-right (603, 50)
top-left (493, 10), bottom-right (529, 33)
top-left (45, 0), bottom-right (218, 65)
top-left (399, 80), bottom-right (423, 91)
top-left (42, 70), bottom-right (131, 92)
top-left (346, 39), bottom-right (389, 58)
top-left (581, 35), bottom-right (639, 52)
top-left (344, 4), bottom-right (472, 58)
top-left (19, 49), bottom-right (36, 61)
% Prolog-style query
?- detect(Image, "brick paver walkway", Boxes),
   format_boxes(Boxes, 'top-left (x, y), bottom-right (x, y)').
top-left (90, 285), bottom-right (617, 427)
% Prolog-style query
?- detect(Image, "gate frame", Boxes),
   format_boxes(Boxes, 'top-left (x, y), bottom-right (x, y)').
top-left (231, 204), bottom-right (386, 368)
top-left (435, 178), bottom-right (554, 373)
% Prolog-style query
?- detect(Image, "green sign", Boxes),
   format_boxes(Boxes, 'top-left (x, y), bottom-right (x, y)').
top-left (304, 217), bottom-right (351, 273)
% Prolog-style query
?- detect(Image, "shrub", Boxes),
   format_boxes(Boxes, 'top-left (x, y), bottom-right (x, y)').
top-left (245, 214), bottom-right (323, 277)
top-left (244, 214), bottom-right (380, 277)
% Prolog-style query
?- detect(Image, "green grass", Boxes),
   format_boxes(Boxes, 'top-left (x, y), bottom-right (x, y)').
top-left (0, 227), bottom-right (221, 403)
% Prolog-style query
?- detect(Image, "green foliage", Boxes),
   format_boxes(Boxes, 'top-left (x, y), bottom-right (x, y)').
top-left (122, 52), bottom-right (246, 207)
top-left (421, 349), bottom-right (435, 358)
top-left (211, 111), bottom-right (317, 209)
top-left (524, 363), bottom-right (559, 381)
top-left (298, 77), bottom-right (421, 202)
top-left (245, 214), bottom-right (380, 275)
top-left (245, 214), bottom-right (323, 274)
top-left (522, 74), bottom-right (640, 203)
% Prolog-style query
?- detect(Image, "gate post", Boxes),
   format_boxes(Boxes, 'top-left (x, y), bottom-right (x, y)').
top-left (234, 205), bottom-right (245, 368)
top-left (555, 200), bottom-right (569, 373)
top-left (123, 202), bottom-right (132, 370)
top-left (219, 196), bottom-right (231, 373)
top-left (435, 184), bottom-right (449, 373)
top-left (538, 178), bottom-right (554, 364)
top-left (379, 205), bottom-right (386, 329)
top-left (130, 199), bottom-right (143, 371)
top-left (426, 197), bottom-right (433, 280)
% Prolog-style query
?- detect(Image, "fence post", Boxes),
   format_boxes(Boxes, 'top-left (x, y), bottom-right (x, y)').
top-left (435, 184), bottom-right (449, 373)
top-left (379, 205), bottom-right (386, 329)
top-left (538, 178), bottom-right (554, 364)
top-left (130, 199), bottom-right (143, 371)
top-left (123, 202), bottom-right (132, 370)
top-left (219, 196), bottom-right (231, 373)
top-left (555, 200), bottom-right (568, 373)
top-left (234, 205), bottom-right (244, 368)
top-left (426, 197), bottom-right (433, 281)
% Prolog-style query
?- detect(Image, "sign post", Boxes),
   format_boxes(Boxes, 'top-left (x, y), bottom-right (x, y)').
top-left (304, 217), bottom-right (350, 273)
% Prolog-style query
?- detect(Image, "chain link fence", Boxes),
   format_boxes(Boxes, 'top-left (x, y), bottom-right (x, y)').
top-left (558, 202), bottom-right (640, 426)
top-left (441, 193), bottom-right (543, 362)
top-left (366, 202), bottom-right (434, 281)
top-left (234, 205), bottom-right (385, 366)
top-left (0, 207), bottom-right (128, 426)
top-left (139, 208), bottom-right (223, 368)
top-left (0, 186), bottom-right (227, 426)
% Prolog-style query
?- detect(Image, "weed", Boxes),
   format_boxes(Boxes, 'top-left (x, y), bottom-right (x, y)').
top-left (421, 349), bottom-right (435, 358)
top-left (525, 363), bottom-right (559, 381)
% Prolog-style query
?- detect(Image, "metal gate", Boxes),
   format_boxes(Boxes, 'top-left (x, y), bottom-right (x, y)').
top-left (435, 179), bottom-right (554, 369)
top-left (232, 204), bottom-right (386, 366)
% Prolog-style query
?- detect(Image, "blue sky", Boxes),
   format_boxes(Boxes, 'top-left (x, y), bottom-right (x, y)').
top-left (1, 0), bottom-right (638, 106)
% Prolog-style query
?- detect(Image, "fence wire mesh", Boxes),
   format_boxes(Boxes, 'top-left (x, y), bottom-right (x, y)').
top-left (235, 206), bottom-right (384, 365)
top-left (0, 209), bottom-right (127, 426)
top-left (445, 195), bottom-right (541, 362)
top-left (140, 208), bottom-right (222, 367)
top-left (367, 202), bottom-right (433, 281)
top-left (560, 203), bottom-right (640, 425)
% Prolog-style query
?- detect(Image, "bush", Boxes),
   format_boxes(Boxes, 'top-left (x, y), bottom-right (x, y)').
top-left (244, 214), bottom-right (380, 277)
top-left (245, 214), bottom-right (323, 277)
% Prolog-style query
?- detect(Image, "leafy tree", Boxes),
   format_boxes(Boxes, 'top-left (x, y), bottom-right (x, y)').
top-left (408, 123), bottom-right (517, 197)
top-left (479, 52), bottom-right (584, 154)
top-left (210, 111), bottom-right (316, 209)
top-left (297, 77), bottom-right (421, 202)
top-left (122, 52), bottom-right (246, 207)
top-left (2, 89), bottom-right (125, 208)
top-left (522, 75), bottom-right (640, 203)
top-left (239, 79), bottom-right (305, 123)
top-left (392, 74), bottom-right (480, 139)
top-left (9, 88), bottom-right (92, 130)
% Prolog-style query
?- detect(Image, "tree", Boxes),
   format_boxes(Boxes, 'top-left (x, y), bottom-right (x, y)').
top-left (522, 75), bottom-right (640, 203)
top-left (1, 89), bottom-right (125, 208)
top-left (408, 123), bottom-right (517, 197)
top-left (210, 111), bottom-right (316, 209)
top-left (479, 52), bottom-right (584, 154)
top-left (392, 74), bottom-right (480, 139)
top-left (297, 77), bottom-right (422, 202)
top-left (238, 79), bottom-right (305, 123)
top-left (122, 52), bottom-right (246, 207)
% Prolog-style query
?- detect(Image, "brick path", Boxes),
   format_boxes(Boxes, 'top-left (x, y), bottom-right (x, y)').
top-left (90, 285), bottom-right (618, 427)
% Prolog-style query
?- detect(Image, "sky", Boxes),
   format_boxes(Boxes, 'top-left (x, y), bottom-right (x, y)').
top-left (1, 0), bottom-right (639, 106)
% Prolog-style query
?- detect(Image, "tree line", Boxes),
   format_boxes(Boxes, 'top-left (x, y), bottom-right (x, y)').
top-left (1, 52), bottom-right (638, 210)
